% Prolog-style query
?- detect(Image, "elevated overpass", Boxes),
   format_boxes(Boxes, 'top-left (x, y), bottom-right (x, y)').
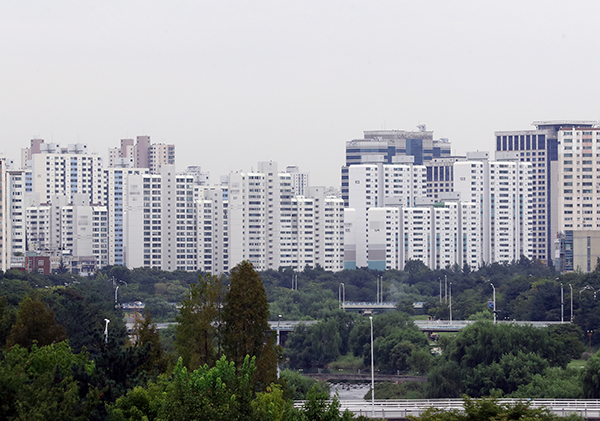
top-left (414, 320), bottom-right (568, 333)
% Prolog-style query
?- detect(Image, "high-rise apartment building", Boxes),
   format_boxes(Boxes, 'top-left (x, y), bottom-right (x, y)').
top-left (286, 166), bottom-right (310, 196)
top-left (454, 157), bottom-right (533, 264)
top-left (495, 121), bottom-right (595, 263)
top-left (31, 149), bottom-right (103, 204)
top-left (345, 163), bottom-right (427, 269)
top-left (109, 136), bottom-right (175, 174)
top-left (0, 157), bottom-right (6, 271)
top-left (555, 126), bottom-right (600, 272)
top-left (104, 168), bottom-right (149, 266)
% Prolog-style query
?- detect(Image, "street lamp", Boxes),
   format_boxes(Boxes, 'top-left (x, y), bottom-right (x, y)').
top-left (369, 316), bottom-right (374, 417)
top-left (490, 283), bottom-right (496, 324)
top-left (339, 283), bottom-right (345, 310)
top-left (569, 284), bottom-right (573, 322)
top-left (277, 315), bottom-right (282, 379)
top-left (449, 282), bottom-right (453, 323)
top-left (560, 283), bottom-right (564, 323)
top-left (104, 318), bottom-right (110, 344)
top-left (588, 330), bottom-right (594, 355)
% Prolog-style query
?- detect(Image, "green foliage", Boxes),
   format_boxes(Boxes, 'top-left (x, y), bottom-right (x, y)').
top-left (364, 381), bottom-right (426, 400)
top-left (0, 296), bottom-right (17, 350)
top-left (222, 261), bottom-right (277, 389)
top-left (252, 384), bottom-right (291, 421)
top-left (0, 341), bottom-right (100, 420)
top-left (7, 295), bottom-right (67, 348)
top-left (134, 312), bottom-right (169, 375)
top-left (509, 367), bottom-right (583, 399)
top-left (295, 385), bottom-right (354, 421)
top-left (175, 273), bottom-right (224, 369)
top-left (280, 369), bottom-right (330, 400)
top-left (411, 396), bottom-right (583, 421)
top-left (427, 321), bottom-right (583, 398)
top-left (109, 355), bottom-right (257, 421)
top-left (582, 350), bottom-right (600, 398)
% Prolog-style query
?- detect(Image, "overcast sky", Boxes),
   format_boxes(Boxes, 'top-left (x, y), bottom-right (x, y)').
top-left (1, 1), bottom-right (599, 186)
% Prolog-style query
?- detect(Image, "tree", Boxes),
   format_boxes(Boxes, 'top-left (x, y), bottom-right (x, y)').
top-left (0, 341), bottom-right (101, 420)
top-left (582, 351), bottom-right (600, 398)
top-left (108, 355), bottom-right (257, 421)
top-left (7, 296), bottom-right (67, 348)
top-left (414, 396), bottom-right (582, 421)
top-left (134, 312), bottom-right (169, 375)
top-left (0, 296), bottom-right (17, 350)
top-left (175, 273), bottom-right (224, 370)
top-left (222, 261), bottom-right (277, 389)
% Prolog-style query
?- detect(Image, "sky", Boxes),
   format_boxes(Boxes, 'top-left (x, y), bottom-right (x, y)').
top-left (1, 1), bottom-right (600, 187)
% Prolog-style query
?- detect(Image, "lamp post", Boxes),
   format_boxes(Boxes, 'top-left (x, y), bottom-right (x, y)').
top-left (588, 330), bottom-right (594, 354)
top-left (569, 284), bottom-right (573, 322)
top-left (369, 315), bottom-right (374, 417)
top-left (439, 278), bottom-right (442, 304)
top-left (490, 283), bottom-right (496, 324)
top-left (104, 318), bottom-right (110, 344)
top-left (339, 283), bottom-right (345, 310)
top-left (115, 285), bottom-right (119, 308)
top-left (561, 283), bottom-right (564, 323)
top-left (277, 314), bottom-right (282, 378)
top-left (445, 275), bottom-right (448, 303)
top-left (449, 282), bottom-right (453, 323)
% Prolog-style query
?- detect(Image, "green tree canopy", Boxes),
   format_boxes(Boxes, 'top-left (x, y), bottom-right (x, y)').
top-left (7, 295), bottom-right (67, 348)
top-left (222, 261), bottom-right (277, 389)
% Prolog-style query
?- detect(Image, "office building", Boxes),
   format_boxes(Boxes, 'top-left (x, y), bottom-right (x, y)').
top-left (342, 127), bottom-right (451, 205)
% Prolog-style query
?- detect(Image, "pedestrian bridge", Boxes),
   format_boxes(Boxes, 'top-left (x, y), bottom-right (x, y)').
top-left (294, 399), bottom-right (600, 420)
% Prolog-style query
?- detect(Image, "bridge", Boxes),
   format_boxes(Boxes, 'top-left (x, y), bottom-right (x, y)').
top-left (341, 302), bottom-right (398, 313)
top-left (414, 320), bottom-right (569, 333)
top-left (304, 373), bottom-right (426, 383)
top-left (294, 399), bottom-right (600, 420)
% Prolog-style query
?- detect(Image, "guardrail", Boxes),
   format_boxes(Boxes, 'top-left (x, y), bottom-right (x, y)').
top-left (294, 399), bottom-right (600, 419)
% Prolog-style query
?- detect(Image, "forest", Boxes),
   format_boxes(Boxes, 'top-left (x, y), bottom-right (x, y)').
top-left (2, 257), bottom-right (600, 419)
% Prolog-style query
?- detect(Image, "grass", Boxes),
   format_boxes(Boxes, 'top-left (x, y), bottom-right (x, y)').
top-left (567, 359), bottom-right (587, 370)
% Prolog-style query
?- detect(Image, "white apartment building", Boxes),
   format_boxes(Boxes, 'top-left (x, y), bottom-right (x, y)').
top-left (400, 207), bottom-right (432, 269)
top-left (124, 166), bottom-right (183, 270)
top-left (228, 162), bottom-right (291, 271)
top-left (196, 186), bottom-right (228, 274)
top-left (31, 151), bottom-right (103, 204)
top-left (22, 194), bottom-right (108, 266)
top-left (286, 166), bottom-right (310, 196)
top-left (104, 168), bottom-right (149, 266)
top-left (289, 188), bottom-right (344, 271)
top-left (454, 157), bottom-right (533, 264)
top-left (228, 162), bottom-right (343, 272)
top-left (0, 157), bottom-right (6, 271)
top-left (5, 170), bottom-right (27, 262)
top-left (345, 163), bottom-right (427, 268)
top-left (366, 207), bottom-right (400, 270)
top-left (554, 127), bottom-right (600, 272)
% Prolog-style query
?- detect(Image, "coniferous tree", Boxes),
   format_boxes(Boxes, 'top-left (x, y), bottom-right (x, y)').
top-left (175, 274), bottom-right (224, 369)
top-left (7, 296), bottom-right (67, 348)
top-left (222, 261), bottom-right (277, 389)
top-left (134, 311), bottom-right (169, 375)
